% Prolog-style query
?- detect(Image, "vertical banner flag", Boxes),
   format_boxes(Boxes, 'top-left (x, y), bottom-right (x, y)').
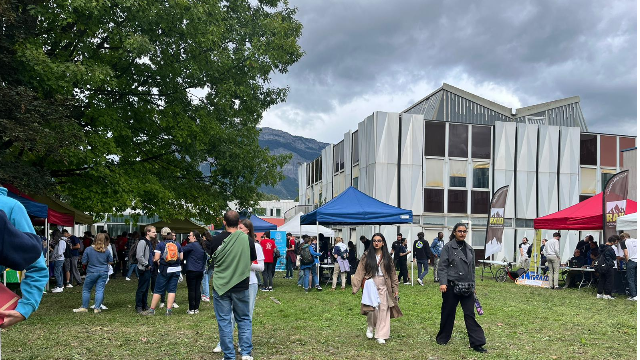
top-left (485, 185), bottom-right (509, 259)
top-left (271, 231), bottom-right (287, 271)
top-left (603, 170), bottom-right (629, 240)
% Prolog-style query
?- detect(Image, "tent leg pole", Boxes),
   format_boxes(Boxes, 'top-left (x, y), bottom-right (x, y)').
top-left (45, 219), bottom-right (49, 292)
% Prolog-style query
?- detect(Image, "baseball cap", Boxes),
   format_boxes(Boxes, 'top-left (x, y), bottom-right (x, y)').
top-left (160, 227), bottom-right (173, 236)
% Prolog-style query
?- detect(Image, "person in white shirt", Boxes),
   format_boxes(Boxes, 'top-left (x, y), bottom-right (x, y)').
top-left (543, 233), bottom-right (561, 289)
top-left (620, 233), bottom-right (637, 301)
top-left (518, 237), bottom-right (531, 270)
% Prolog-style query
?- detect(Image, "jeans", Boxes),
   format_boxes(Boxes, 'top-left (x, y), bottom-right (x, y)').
top-left (417, 259), bottom-right (429, 280)
top-left (547, 256), bottom-right (560, 288)
top-left (82, 272), bottom-right (108, 309)
top-left (249, 283), bottom-right (258, 319)
top-left (186, 270), bottom-right (204, 310)
top-left (126, 263), bottom-right (139, 278)
top-left (303, 265), bottom-right (319, 289)
top-left (135, 269), bottom-right (151, 309)
top-left (627, 260), bottom-right (637, 297)
top-left (262, 262), bottom-right (275, 288)
top-left (433, 257), bottom-right (440, 280)
top-left (311, 264), bottom-right (319, 287)
top-left (213, 289), bottom-right (253, 359)
top-left (297, 269), bottom-right (304, 286)
top-left (201, 269), bottom-right (212, 298)
top-left (303, 268), bottom-right (311, 290)
top-left (70, 256), bottom-right (83, 285)
top-left (54, 260), bottom-right (64, 288)
top-left (285, 256), bottom-right (294, 278)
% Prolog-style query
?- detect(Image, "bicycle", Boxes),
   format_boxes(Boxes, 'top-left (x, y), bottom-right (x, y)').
top-left (494, 261), bottom-right (516, 282)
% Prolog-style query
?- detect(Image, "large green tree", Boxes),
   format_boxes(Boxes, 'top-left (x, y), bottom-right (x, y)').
top-left (0, 0), bottom-right (303, 223)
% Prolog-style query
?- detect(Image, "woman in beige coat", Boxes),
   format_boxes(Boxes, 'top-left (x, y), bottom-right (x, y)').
top-left (351, 233), bottom-right (402, 344)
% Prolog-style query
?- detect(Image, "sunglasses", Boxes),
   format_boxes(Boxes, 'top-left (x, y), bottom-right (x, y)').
top-left (372, 240), bottom-right (384, 243)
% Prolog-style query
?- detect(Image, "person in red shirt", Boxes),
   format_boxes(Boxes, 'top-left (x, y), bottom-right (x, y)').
top-left (115, 232), bottom-right (129, 276)
top-left (285, 233), bottom-right (296, 279)
top-left (260, 231), bottom-right (276, 291)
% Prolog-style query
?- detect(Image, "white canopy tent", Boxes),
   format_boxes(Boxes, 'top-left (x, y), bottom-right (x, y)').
top-left (278, 212), bottom-right (335, 237)
top-left (617, 213), bottom-right (637, 231)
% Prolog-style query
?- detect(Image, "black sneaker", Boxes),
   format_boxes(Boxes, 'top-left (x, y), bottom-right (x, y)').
top-left (135, 307), bottom-right (143, 314)
top-left (472, 346), bottom-right (487, 353)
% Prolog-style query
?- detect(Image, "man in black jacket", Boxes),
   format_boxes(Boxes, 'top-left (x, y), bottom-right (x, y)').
top-left (391, 233), bottom-right (402, 270)
top-left (413, 232), bottom-right (432, 286)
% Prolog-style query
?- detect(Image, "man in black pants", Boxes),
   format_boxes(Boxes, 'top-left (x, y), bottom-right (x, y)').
top-left (391, 233), bottom-right (402, 271)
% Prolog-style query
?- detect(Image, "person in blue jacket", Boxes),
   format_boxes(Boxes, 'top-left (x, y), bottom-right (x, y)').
top-left (0, 187), bottom-right (49, 328)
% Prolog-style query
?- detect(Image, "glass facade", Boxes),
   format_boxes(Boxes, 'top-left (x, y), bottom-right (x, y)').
top-left (580, 134), bottom-right (597, 166)
top-left (599, 135), bottom-right (617, 167)
top-left (471, 191), bottom-right (490, 214)
top-left (424, 188), bottom-right (444, 213)
top-left (448, 189), bottom-right (467, 214)
top-left (352, 131), bottom-right (359, 164)
top-left (448, 123), bottom-right (468, 158)
top-left (424, 121), bottom-right (446, 157)
top-left (471, 125), bottom-right (491, 159)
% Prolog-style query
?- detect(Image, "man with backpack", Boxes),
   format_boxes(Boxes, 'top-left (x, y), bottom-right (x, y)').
top-left (135, 226), bottom-right (156, 313)
top-left (142, 227), bottom-right (183, 315)
top-left (413, 232), bottom-right (432, 286)
top-left (61, 231), bottom-right (73, 288)
top-left (595, 235), bottom-right (619, 300)
top-left (260, 231), bottom-right (277, 291)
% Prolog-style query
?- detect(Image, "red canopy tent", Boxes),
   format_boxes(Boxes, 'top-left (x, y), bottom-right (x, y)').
top-left (3, 184), bottom-right (75, 226)
top-left (534, 193), bottom-right (637, 230)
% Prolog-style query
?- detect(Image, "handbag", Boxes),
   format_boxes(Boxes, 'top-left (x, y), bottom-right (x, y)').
top-left (453, 281), bottom-right (475, 296)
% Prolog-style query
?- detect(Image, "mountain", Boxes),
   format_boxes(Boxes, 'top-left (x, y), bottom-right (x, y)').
top-left (258, 127), bottom-right (328, 200)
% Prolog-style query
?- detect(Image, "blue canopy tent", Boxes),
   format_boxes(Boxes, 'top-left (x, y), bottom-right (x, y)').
top-left (6, 191), bottom-right (48, 219)
top-left (240, 213), bottom-right (277, 232)
top-left (300, 187), bottom-right (413, 225)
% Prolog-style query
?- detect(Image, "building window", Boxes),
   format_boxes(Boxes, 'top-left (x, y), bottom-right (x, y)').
top-left (269, 209), bottom-right (274, 216)
top-left (425, 159), bottom-right (444, 187)
top-left (579, 195), bottom-right (592, 203)
top-left (306, 164), bottom-right (311, 187)
top-left (334, 141), bottom-right (344, 173)
top-left (449, 160), bottom-right (467, 187)
top-left (599, 135), bottom-right (617, 168)
top-left (471, 125), bottom-right (491, 159)
top-left (619, 137), bottom-right (636, 166)
top-left (472, 230), bottom-right (486, 247)
top-left (353, 177), bottom-right (359, 190)
top-left (276, 209), bottom-right (281, 217)
top-left (580, 134), bottom-right (597, 166)
top-left (448, 189), bottom-right (467, 214)
top-left (448, 123), bottom-right (468, 158)
top-left (424, 188), bottom-right (444, 213)
top-left (471, 191), bottom-right (490, 214)
top-left (580, 167), bottom-right (597, 195)
top-left (472, 162), bottom-right (490, 188)
top-left (352, 131), bottom-right (359, 164)
top-left (601, 169), bottom-right (616, 191)
top-left (424, 121), bottom-right (446, 157)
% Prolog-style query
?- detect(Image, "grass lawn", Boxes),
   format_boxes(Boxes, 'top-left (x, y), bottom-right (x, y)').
top-left (3, 268), bottom-right (637, 360)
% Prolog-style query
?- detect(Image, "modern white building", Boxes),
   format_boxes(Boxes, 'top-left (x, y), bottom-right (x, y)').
top-left (298, 83), bottom-right (636, 261)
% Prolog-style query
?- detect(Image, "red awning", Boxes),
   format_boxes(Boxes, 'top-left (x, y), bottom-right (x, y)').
top-left (3, 184), bottom-right (75, 226)
top-left (534, 193), bottom-right (637, 230)
top-left (262, 218), bottom-right (285, 227)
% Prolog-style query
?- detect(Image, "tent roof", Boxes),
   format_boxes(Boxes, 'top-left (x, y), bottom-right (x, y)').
top-left (147, 219), bottom-right (208, 234)
top-left (300, 187), bottom-right (413, 225)
top-left (240, 214), bottom-right (277, 232)
top-left (3, 184), bottom-right (81, 226)
top-left (534, 193), bottom-right (637, 230)
top-left (278, 213), bottom-right (335, 237)
top-left (5, 190), bottom-right (48, 219)
top-left (31, 195), bottom-right (94, 225)
top-left (617, 213), bottom-right (637, 231)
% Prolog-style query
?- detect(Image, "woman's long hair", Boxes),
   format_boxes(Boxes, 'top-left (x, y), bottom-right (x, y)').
top-left (94, 233), bottom-right (107, 253)
top-left (449, 223), bottom-right (467, 242)
top-left (240, 219), bottom-right (256, 242)
top-left (363, 233), bottom-right (393, 278)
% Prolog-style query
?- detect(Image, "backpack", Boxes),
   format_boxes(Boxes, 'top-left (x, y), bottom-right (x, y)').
top-left (274, 246), bottom-right (281, 261)
top-left (300, 244), bottom-right (314, 265)
top-left (294, 241), bottom-right (301, 255)
top-left (163, 241), bottom-right (179, 263)
top-left (593, 252), bottom-right (612, 274)
top-left (128, 241), bottom-right (139, 264)
top-left (63, 239), bottom-right (72, 259)
top-left (526, 245), bottom-right (532, 258)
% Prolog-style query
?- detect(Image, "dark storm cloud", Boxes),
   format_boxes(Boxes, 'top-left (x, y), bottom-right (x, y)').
top-left (264, 0), bottom-right (636, 140)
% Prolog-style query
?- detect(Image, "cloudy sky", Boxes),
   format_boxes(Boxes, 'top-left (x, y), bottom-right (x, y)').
top-left (261, 0), bottom-right (637, 144)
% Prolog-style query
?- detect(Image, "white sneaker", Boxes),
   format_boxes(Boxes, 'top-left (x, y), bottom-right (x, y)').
top-left (65, 284), bottom-right (73, 288)
top-left (92, 304), bottom-right (108, 310)
top-left (403, 282), bottom-right (411, 285)
top-left (194, 309), bottom-right (199, 314)
top-left (159, 303), bottom-right (165, 308)
top-left (603, 295), bottom-right (615, 300)
top-left (596, 294), bottom-right (604, 299)
top-left (366, 326), bottom-right (374, 339)
top-left (417, 278), bottom-right (423, 286)
top-left (73, 307), bottom-right (88, 313)
top-left (201, 296), bottom-right (210, 302)
top-left (212, 345), bottom-right (222, 353)
top-left (51, 287), bottom-right (63, 293)
top-left (629, 296), bottom-right (638, 301)
top-left (241, 356), bottom-right (253, 360)
top-left (186, 310), bottom-right (195, 315)
top-left (172, 303), bottom-right (179, 308)
top-left (376, 338), bottom-right (386, 344)
top-left (125, 277), bottom-right (131, 281)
